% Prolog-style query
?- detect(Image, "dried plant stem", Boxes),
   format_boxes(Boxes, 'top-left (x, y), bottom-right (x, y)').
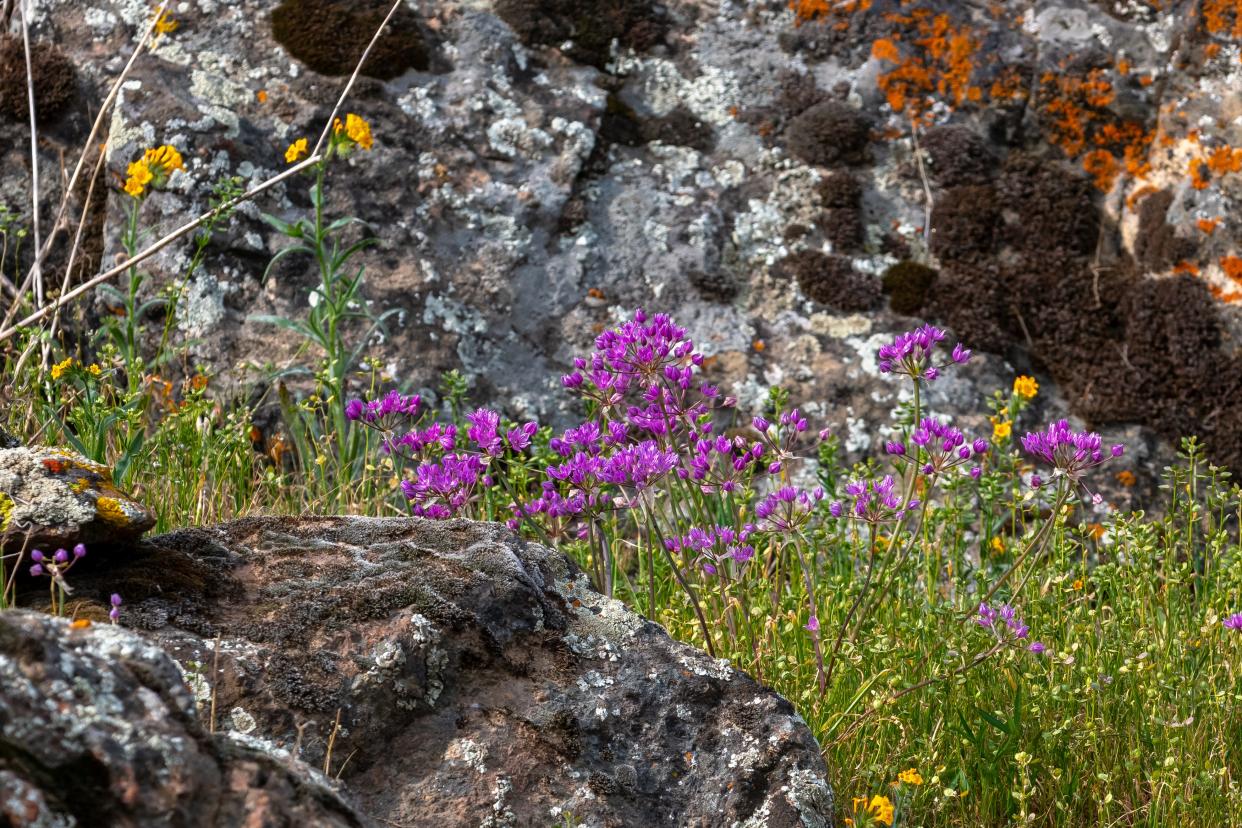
top-left (7, 0), bottom-right (171, 318)
top-left (208, 633), bottom-right (222, 734)
top-left (311, 0), bottom-right (403, 159)
top-left (19, 2), bottom-right (42, 307)
top-left (0, 153), bottom-right (323, 343)
top-left (910, 116), bottom-right (934, 245)
top-left (323, 708), bottom-right (342, 775)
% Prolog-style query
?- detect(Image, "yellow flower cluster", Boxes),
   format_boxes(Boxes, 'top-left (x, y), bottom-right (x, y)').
top-left (49, 358), bottom-right (103, 381)
top-left (991, 416), bottom-right (1012, 441)
top-left (1013, 375), bottom-right (1039, 399)
top-left (153, 9), bottom-right (178, 35)
top-left (845, 795), bottom-right (894, 826)
top-left (285, 137), bottom-right (308, 164)
top-left (896, 768), bottom-right (924, 786)
top-left (124, 145), bottom-right (185, 198)
top-left (334, 113), bottom-right (374, 150)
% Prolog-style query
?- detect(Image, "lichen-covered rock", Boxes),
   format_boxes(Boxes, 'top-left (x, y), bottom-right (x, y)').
top-left (0, 447), bottom-right (155, 551)
top-left (65, 516), bottom-right (835, 828)
top-left (0, 610), bottom-right (367, 827)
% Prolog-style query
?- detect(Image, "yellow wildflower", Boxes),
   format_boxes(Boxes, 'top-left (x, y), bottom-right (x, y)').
top-left (897, 768), bottom-right (924, 786)
top-left (1072, 578), bottom-right (1084, 591)
top-left (866, 795), bottom-right (894, 826)
top-left (990, 536), bottom-right (1004, 554)
top-left (143, 144), bottom-right (185, 174)
top-left (1013, 375), bottom-right (1039, 398)
top-left (87, 363), bottom-right (102, 376)
top-left (334, 113), bottom-right (374, 151)
top-left (285, 137), bottom-right (309, 164)
top-left (992, 419), bottom-right (1012, 440)
top-left (50, 357), bottom-right (74, 380)
top-left (124, 159), bottom-right (154, 198)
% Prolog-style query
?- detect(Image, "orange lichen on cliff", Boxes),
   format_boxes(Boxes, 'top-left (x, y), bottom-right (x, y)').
top-left (1083, 149), bottom-right (1119, 191)
top-left (1202, 0), bottom-right (1242, 38)
top-left (791, 0), bottom-right (871, 25)
top-left (872, 10), bottom-right (982, 120)
top-left (1198, 217), bottom-right (1221, 234)
top-left (1189, 146), bottom-right (1242, 189)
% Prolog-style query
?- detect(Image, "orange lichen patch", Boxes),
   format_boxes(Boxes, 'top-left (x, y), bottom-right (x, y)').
top-left (256, 89), bottom-right (268, 103)
top-left (1189, 146), bottom-right (1242, 190)
top-left (1138, 74), bottom-right (1154, 87)
top-left (1040, 69), bottom-right (1116, 157)
top-left (1202, 0), bottom-right (1242, 38)
top-left (989, 66), bottom-right (1028, 100)
top-left (872, 11), bottom-right (982, 121)
top-left (1083, 149), bottom-right (1119, 191)
top-left (42, 458), bottom-right (66, 474)
top-left (1173, 260), bottom-right (1200, 276)
top-left (1198, 217), bottom-right (1221, 234)
top-left (1220, 255), bottom-right (1242, 283)
top-left (1116, 469), bottom-right (1137, 486)
top-left (1116, 58), bottom-right (1131, 75)
top-left (791, 0), bottom-right (870, 25)
top-left (1206, 43), bottom-right (1222, 58)
top-left (753, 339), bottom-right (766, 352)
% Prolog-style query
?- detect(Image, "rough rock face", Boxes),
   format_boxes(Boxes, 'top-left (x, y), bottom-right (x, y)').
top-left (0, 610), bottom-right (366, 827)
top-left (57, 516), bottom-right (835, 828)
top-left (0, 447), bottom-right (155, 551)
top-left (7, 0), bottom-right (1239, 489)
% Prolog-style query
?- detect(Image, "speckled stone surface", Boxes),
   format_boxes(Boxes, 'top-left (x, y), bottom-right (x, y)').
top-left (60, 515), bottom-right (835, 827)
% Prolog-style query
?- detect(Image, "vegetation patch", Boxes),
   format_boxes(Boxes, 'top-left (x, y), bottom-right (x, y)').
top-left (271, 0), bottom-right (429, 79)
top-left (494, 0), bottom-right (668, 70)
top-left (0, 35), bottom-right (77, 122)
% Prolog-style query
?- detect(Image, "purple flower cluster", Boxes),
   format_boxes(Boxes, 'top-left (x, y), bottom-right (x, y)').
top-left (756, 486), bottom-right (825, 532)
top-left (1021, 420), bottom-right (1123, 483)
top-left (688, 425), bottom-right (764, 493)
top-left (561, 309), bottom-right (702, 404)
top-left (110, 593), bottom-right (122, 624)
top-left (400, 453), bottom-right (489, 519)
top-left (665, 524), bottom-right (756, 574)
top-left (1224, 612), bottom-right (1242, 631)
top-left (29, 544), bottom-right (86, 578)
top-left (829, 476), bottom-right (916, 525)
top-left (345, 390), bottom-right (421, 426)
top-left (976, 601), bottom-right (1045, 653)
top-left (877, 324), bottom-right (971, 383)
top-left (894, 417), bottom-right (988, 477)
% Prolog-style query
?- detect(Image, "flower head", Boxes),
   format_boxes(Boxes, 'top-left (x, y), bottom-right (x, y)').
top-left (109, 593), bottom-right (122, 624)
top-left (831, 475), bottom-right (914, 525)
top-left (333, 113), bottom-right (374, 153)
top-left (1224, 613), bottom-right (1242, 631)
top-left (285, 137), bottom-right (309, 164)
top-left (849, 795), bottom-right (894, 826)
top-left (50, 357), bottom-right (74, 380)
top-left (124, 144), bottom-right (184, 199)
top-left (896, 768), bottom-right (923, 786)
top-left (1013, 375), bottom-right (1039, 398)
top-left (1021, 420), bottom-right (1123, 483)
top-left (877, 324), bottom-right (971, 384)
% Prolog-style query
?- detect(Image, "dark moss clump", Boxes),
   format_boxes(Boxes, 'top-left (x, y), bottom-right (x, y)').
top-left (928, 185), bottom-right (999, 262)
top-left (688, 269), bottom-right (739, 302)
top-left (817, 171), bottom-right (864, 252)
top-left (0, 35), bottom-right (76, 122)
top-left (997, 154), bottom-right (1098, 256)
top-left (271, 0), bottom-right (429, 80)
top-left (921, 124), bottom-right (995, 186)
top-left (495, 0), bottom-right (667, 70)
top-left (882, 260), bottom-right (938, 316)
top-left (642, 107), bottom-right (715, 153)
top-left (817, 171), bottom-right (862, 208)
top-left (1132, 189), bottom-right (1196, 273)
top-left (784, 101), bottom-right (871, 167)
top-left (781, 250), bottom-right (879, 312)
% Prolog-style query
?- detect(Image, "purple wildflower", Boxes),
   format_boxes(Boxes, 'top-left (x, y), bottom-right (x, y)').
top-left (1021, 420), bottom-right (1122, 482)
top-left (1224, 613), bottom-right (1242, 631)
top-left (756, 486), bottom-right (824, 532)
top-left (346, 390), bottom-right (421, 426)
top-left (109, 594), bottom-right (122, 624)
top-left (805, 615), bottom-right (820, 633)
top-left (1028, 641), bottom-right (1047, 654)
top-left (466, 408), bottom-right (502, 456)
top-left (830, 475), bottom-right (915, 525)
top-left (909, 417), bottom-right (987, 476)
top-left (876, 324), bottom-right (972, 384)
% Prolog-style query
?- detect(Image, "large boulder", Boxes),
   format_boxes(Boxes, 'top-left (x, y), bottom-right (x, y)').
top-left (58, 516), bottom-right (835, 827)
top-left (0, 610), bottom-right (367, 827)
top-left (0, 447), bottom-right (155, 552)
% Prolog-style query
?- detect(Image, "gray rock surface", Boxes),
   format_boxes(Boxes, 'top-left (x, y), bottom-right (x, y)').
top-left (0, 609), bottom-right (366, 827)
top-left (55, 515), bottom-right (835, 828)
top-left (0, 446), bottom-right (155, 551)
top-left (4, 0), bottom-right (1238, 487)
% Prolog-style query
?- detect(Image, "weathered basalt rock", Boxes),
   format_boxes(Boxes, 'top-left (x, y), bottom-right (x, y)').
top-left (0, 610), bottom-right (367, 827)
top-left (0, 447), bottom-right (155, 551)
top-left (56, 516), bottom-right (836, 828)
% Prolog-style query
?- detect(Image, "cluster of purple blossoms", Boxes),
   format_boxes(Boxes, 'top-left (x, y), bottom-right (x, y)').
top-left (29, 544), bottom-right (86, 579)
top-left (1224, 612), bottom-right (1242, 631)
top-left (756, 486), bottom-right (824, 532)
top-left (976, 602), bottom-right (1045, 653)
top-left (109, 593), bottom-right (122, 624)
top-left (386, 422), bottom-right (457, 456)
top-left (877, 324), bottom-right (971, 383)
top-left (345, 390), bottom-right (421, 427)
top-left (561, 309), bottom-right (703, 404)
top-left (665, 524), bottom-right (756, 575)
top-left (751, 409), bottom-right (826, 475)
top-left (400, 453), bottom-right (489, 519)
top-left (888, 417), bottom-right (988, 478)
top-left (830, 476), bottom-right (917, 525)
top-left (1021, 420), bottom-right (1123, 490)
top-left (686, 424), bottom-right (765, 494)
